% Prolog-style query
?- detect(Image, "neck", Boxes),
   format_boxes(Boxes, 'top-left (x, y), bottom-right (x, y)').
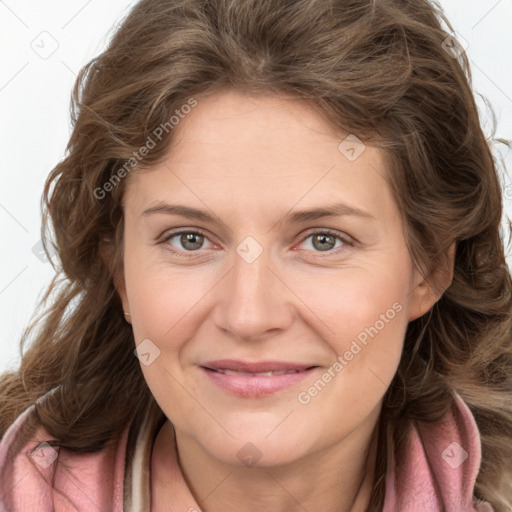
top-left (151, 408), bottom-right (380, 512)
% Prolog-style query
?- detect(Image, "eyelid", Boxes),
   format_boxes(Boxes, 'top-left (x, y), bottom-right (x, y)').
top-left (297, 227), bottom-right (355, 246)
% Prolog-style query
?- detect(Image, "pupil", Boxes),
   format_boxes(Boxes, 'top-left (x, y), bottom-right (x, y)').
top-left (314, 234), bottom-right (334, 251)
top-left (182, 233), bottom-right (203, 250)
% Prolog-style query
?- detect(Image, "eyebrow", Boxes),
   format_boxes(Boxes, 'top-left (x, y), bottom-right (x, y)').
top-left (141, 202), bottom-right (375, 226)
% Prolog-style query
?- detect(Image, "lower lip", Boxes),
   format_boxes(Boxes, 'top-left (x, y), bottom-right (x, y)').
top-left (200, 367), bottom-right (318, 398)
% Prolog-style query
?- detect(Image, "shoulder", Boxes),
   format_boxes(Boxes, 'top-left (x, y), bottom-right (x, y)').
top-left (0, 404), bottom-right (128, 512)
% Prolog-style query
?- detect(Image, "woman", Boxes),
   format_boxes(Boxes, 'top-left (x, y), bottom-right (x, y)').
top-left (1, 0), bottom-right (511, 511)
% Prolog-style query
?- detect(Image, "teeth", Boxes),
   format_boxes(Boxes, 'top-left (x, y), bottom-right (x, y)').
top-left (215, 369), bottom-right (301, 376)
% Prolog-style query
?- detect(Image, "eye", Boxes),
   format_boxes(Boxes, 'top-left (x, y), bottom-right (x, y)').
top-left (160, 229), bottom-right (214, 257)
top-left (297, 229), bottom-right (352, 254)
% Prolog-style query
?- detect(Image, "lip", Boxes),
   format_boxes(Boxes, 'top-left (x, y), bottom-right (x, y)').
top-left (202, 359), bottom-right (314, 373)
top-left (200, 360), bottom-right (318, 398)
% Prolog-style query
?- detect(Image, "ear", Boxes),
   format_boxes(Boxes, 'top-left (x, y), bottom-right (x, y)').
top-left (99, 237), bottom-right (131, 323)
top-left (408, 241), bottom-right (456, 322)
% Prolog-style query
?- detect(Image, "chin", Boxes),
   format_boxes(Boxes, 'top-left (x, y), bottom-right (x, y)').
top-left (195, 428), bottom-right (311, 469)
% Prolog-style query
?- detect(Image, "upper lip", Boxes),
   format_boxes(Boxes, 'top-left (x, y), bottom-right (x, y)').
top-left (201, 359), bottom-right (315, 372)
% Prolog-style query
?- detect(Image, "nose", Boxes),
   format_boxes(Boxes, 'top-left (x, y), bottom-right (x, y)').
top-left (213, 239), bottom-right (295, 343)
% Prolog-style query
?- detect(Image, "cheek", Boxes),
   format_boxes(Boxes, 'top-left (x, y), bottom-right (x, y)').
top-left (294, 263), bottom-right (411, 347)
top-left (123, 250), bottom-right (216, 419)
top-left (123, 237), bottom-right (211, 346)
top-left (291, 259), bottom-right (412, 392)
top-left (124, 260), bottom-right (206, 425)
top-left (293, 268), bottom-right (410, 432)
top-left (129, 274), bottom-right (199, 341)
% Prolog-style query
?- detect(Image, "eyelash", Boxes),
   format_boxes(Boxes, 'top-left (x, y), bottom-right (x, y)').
top-left (158, 228), bottom-right (353, 259)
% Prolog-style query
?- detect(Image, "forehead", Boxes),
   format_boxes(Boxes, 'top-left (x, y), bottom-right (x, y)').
top-left (123, 89), bottom-right (398, 226)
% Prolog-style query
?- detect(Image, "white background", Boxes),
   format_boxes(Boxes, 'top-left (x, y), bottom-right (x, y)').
top-left (1, 0), bottom-right (511, 373)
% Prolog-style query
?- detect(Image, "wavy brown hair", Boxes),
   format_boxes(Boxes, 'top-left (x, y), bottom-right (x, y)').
top-left (1, 0), bottom-right (511, 510)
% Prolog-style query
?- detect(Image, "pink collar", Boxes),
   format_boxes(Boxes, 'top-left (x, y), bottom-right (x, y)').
top-left (382, 392), bottom-right (489, 511)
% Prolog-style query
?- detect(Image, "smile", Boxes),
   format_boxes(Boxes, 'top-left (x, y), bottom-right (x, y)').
top-left (200, 360), bottom-right (319, 397)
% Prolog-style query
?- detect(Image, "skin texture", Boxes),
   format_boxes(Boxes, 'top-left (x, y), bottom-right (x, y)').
top-left (115, 89), bottom-right (452, 512)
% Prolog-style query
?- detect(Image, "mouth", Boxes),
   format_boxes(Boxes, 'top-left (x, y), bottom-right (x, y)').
top-left (202, 359), bottom-right (316, 373)
top-left (200, 360), bottom-right (319, 397)
top-left (207, 368), bottom-right (309, 377)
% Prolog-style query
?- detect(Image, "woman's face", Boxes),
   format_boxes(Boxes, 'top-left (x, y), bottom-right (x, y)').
top-left (118, 89), bottom-right (438, 467)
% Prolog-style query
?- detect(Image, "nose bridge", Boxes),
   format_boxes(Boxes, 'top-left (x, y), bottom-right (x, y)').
top-left (215, 235), bottom-right (292, 340)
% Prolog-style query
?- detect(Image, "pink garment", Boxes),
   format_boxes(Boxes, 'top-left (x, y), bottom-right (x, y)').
top-left (0, 392), bottom-right (495, 511)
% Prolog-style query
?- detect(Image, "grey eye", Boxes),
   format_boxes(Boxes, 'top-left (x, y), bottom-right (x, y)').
top-left (176, 232), bottom-right (205, 251)
top-left (310, 233), bottom-right (337, 251)
top-left (164, 231), bottom-right (211, 252)
top-left (301, 232), bottom-right (346, 253)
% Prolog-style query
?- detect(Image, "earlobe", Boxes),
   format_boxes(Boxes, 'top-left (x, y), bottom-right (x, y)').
top-left (407, 279), bottom-right (437, 321)
top-left (408, 241), bottom-right (456, 322)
